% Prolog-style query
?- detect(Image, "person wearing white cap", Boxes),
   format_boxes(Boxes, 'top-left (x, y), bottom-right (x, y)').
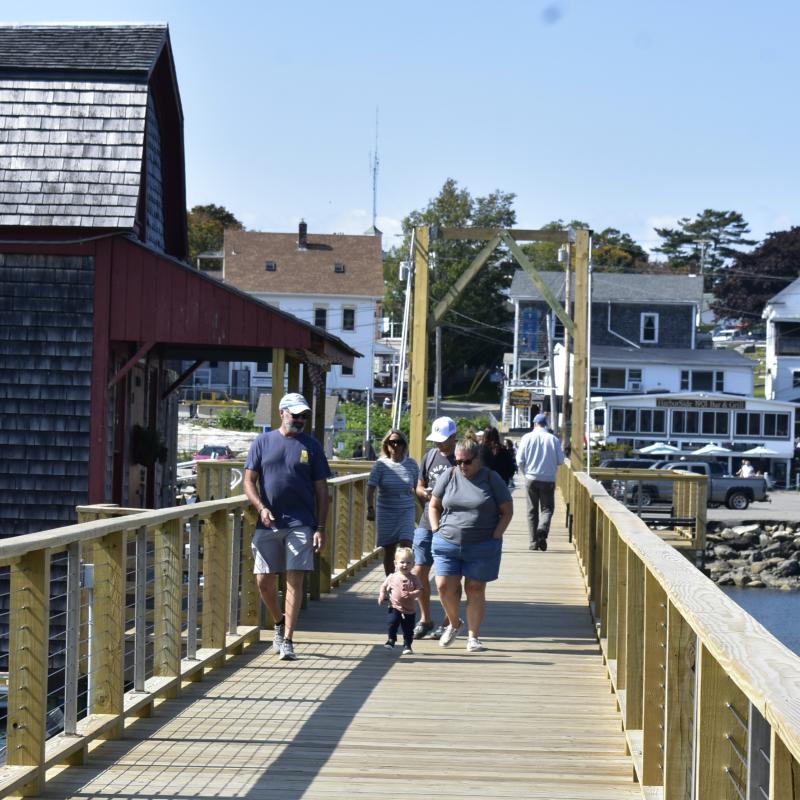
top-left (410, 416), bottom-right (458, 640)
top-left (516, 413), bottom-right (564, 551)
top-left (243, 392), bottom-right (331, 661)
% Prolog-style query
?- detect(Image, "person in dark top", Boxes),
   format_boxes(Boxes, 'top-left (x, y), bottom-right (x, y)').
top-left (244, 392), bottom-right (331, 662)
top-left (411, 416), bottom-right (458, 640)
top-left (480, 427), bottom-right (516, 485)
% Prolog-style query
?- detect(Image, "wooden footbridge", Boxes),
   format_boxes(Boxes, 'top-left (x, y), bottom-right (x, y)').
top-left (1, 463), bottom-right (799, 799)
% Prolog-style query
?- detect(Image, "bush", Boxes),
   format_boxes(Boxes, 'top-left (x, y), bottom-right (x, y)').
top-left (216, 408), bottom-right (256, 431)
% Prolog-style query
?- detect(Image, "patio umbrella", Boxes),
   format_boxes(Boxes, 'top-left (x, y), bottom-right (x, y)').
top-left (636, 443), bottom-right (683, 455)
top-left (692, 444), bottom-right (733, 456)
top-left (741, 445), bottom-right (779, 457)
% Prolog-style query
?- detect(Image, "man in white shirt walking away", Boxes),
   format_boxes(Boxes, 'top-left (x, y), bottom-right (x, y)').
top-left (516, 413), bottom-right (564, 551)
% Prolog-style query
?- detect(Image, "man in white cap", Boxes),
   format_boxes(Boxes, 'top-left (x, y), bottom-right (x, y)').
top-left (516, 413), bottom-right (564, 551)
top-left (411, 416), bottom-right (458, 639)
top-left (244, 392), bottom-right (331, 660)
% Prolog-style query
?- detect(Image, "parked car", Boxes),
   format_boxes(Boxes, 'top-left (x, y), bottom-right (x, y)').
top-left (193, 445), bottom-right (236, 462)
top-left (624, 460), bottom-right (769, 510)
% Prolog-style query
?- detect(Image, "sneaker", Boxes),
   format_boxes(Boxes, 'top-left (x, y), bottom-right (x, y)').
top-left (413, 621), bottom-right (434, 640)
top-left (430, 624), bottom-right (447, 640)
top-left (467, 637), bottom-right (486, 652)
top-left (538, 536), bottom-right (548, 552)
top-left (383, 640), bottom-right (395, 649)
top-left (529, 542), bottom-right (539, 551)
top-left (272, 618), bottom-right (285, 654)
top-left (439, 619), bottom-right (463, 647)
top-left (279, 639), bottom-right (297, 661)
top-left (401, 646), bottom-right (413, 655)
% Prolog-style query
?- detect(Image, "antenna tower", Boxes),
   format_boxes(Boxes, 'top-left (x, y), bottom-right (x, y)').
top-left (370, 107), bottom-right (379, 229)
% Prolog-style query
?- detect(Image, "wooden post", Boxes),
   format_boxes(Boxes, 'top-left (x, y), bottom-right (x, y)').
top-left (352, 479), bottom-right (366, 559)
top-left (770, 733), bottom-right (800, 800)
top-left (154, 519), bottom-right (182, 697)
top-left (239, 509), bottom-right (260, 626)
top-left (642, 570), bottom-right (666, 786)
top-left (664, 601), bottom-right (695, 800)
top-left (695, 644), bottom-right (748, 799)
top-left (624, 548), bottom-right (644, 730)
top-left (314, 370), bottom-right (327, 445)
top-left (271, 347), bottom-right (286, 430)
top-left (598, 515), bottom-right (609, 640)
top-left (615, 538), bottom-right (628, 688)
top-left (287, 357), bottom-right (300, 393)
top-left (335, 485), bottom-right (350, 572)
top-left (202, 510), bottom-right (231, 655)
top-left (409, 225), bottom-right (430, 463)
top-left (570, 229), bottom-right (590, 470)
top-left (319, 489), bottom-right (335, 594)
top-left (91, 531), bottom-right (126, 735)
top-left (6, 551), bottom-right (50, 795)
top-left (606, 520), bottom-right (618, 660)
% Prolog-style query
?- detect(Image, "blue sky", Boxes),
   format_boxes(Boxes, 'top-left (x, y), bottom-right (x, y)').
top-left (5, 1), bottom-right (799, 252)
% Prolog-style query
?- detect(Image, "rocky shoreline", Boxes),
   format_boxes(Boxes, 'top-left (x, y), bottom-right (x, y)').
top-left (705, 522), bottom-right (800, 590)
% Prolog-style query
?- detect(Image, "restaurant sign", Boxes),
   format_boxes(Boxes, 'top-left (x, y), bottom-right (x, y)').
top-left (509, 390), bottom-right (533, 407)
top-left (656, 398), bottom-right (746, 410)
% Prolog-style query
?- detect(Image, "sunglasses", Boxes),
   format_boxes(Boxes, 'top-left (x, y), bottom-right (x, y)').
top-left (387, 440), bottom-right (405, 447)
top-left (288, 412), bottom-right (308, 420)
top-left (455, 458), bottom-right (474, 466)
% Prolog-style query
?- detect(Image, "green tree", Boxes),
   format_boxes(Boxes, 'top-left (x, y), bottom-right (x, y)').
top-left (653, 209), bottom-right (756, 284)
top-left (187, 204), bottom-right (243, 265)
top-left (711, 227), bottom-right (800, 321)
top-left (384, 179), bottom-right (517, 395)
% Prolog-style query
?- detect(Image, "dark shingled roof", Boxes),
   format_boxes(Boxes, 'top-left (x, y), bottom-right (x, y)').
top-left (0, 24), bottom-right (167, 75)
top-left (510, 270), bottom-right (704, 305)
top-left (0, 24), bottom-right (172, 229)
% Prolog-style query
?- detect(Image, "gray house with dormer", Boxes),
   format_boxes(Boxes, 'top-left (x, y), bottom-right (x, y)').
top-left (507, 271), bottom-right (755, 424)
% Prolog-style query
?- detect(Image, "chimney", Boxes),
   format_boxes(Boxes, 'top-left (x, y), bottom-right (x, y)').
top-left (298, 219), bottom-right (308, 249)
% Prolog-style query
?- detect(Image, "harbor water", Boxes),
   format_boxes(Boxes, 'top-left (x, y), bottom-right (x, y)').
top-left (723, 587), bottom-right (800, 657)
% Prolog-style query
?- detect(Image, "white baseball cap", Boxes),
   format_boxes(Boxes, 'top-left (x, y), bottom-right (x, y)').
top-left (427, 416), bottom-right (457, 442)
top-left (278, 392), bottom-right (311, 414)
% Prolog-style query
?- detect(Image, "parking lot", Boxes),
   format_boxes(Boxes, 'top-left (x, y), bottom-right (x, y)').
top-left (707, 489), bottom-right (800, 526)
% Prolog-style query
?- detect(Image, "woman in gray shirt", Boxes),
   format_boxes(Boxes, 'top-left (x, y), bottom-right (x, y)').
top-left (367, 429), bottom-right (420, 575)
top-left (429, 437), bottom-right (513, 652)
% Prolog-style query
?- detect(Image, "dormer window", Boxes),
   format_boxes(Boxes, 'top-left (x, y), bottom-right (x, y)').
top-left (265, 260), bottom-right (277, 272)
top-left (334, 263), bottom-right (346, 274)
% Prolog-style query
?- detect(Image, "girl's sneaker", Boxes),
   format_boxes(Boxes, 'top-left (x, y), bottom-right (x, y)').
top-left (466, 637), bottom-right (486, 652)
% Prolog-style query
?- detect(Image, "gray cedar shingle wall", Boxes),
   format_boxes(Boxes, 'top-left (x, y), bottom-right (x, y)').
top-left (145, 92), bottom-right (165, 250)
top-left (0, 252), bottom-right (93, 536)
top-left (0, 79), bottom-right (147, 227)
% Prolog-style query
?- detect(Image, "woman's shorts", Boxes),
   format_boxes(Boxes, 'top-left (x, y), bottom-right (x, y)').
top-left (412, 527), bottom-right (433, 566)
top-left (432, 534), bottom-right (502, 582)
top-left (252, 526), bottom-right (314, 573)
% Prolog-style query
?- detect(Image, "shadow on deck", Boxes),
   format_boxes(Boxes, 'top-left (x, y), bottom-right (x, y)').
top-left (40, 490), bottom-right (639, 800)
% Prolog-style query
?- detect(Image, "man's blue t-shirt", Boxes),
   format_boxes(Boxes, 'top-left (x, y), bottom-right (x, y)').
top-left (245, 430), bottom-right (332, 529)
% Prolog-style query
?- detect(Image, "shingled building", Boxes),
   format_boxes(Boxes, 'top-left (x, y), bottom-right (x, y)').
top-left (0, 24), bottom-right (355, 536)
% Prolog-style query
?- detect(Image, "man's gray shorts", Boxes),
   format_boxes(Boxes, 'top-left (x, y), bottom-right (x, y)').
top-left (251, 526), bottom-right (314, 573)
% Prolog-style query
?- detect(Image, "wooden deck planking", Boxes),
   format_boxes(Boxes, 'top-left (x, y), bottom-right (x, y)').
top-left (40, 488), bottom-right (640, 800)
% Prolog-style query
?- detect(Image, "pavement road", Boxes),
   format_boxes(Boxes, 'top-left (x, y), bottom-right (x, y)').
top-left (707, 489), bottom-right (800, 526)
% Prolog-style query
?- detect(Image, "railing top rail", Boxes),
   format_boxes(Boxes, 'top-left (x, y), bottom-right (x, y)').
top-left (0, 495), bottom-right (249, 560)
top-left (592, 467), bottom-right (707, 482)
top-left (573, 470), bottom-right (800, 761)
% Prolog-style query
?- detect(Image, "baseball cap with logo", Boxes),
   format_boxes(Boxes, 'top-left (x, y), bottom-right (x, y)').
top-left (427, 416), bottom-right (458, 442)
top-left (279, 393), bottom-right (311, 414)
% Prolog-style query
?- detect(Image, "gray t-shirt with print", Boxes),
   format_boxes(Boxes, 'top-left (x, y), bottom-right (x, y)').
top-left (417, 447), bottom-right (456, 530)
top-left (432, 466), bottom-right (511, 545)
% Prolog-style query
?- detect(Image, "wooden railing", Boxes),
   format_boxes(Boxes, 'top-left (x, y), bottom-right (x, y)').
top-left (591, 467), bottom-right (707, 550)
top-left (0, 466), bottom-right (376, 797)
top-left (559, 464), bottom-right (800, 800)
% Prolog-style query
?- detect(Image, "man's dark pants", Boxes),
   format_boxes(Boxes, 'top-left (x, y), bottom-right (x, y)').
top-left (525, 479), bottom-right (555, 546)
